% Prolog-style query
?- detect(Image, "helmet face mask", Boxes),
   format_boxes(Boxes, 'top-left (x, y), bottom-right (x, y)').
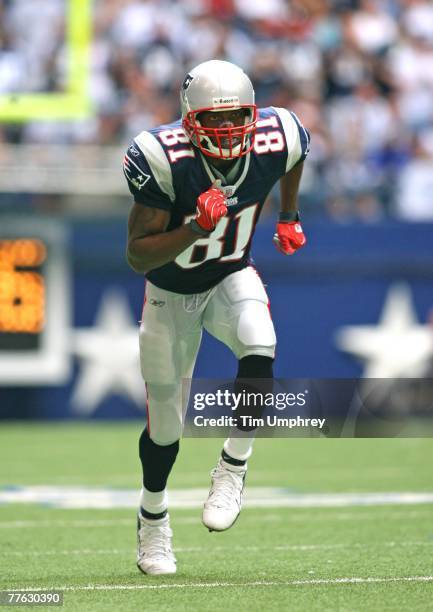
top-left (183, 104), bottom-right (257, 160)
top-left (180, 60), bottom-right (257, 160)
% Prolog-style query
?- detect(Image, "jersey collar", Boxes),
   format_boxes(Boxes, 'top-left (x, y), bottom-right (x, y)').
top-left (199, 151), bottom-right (251, 197)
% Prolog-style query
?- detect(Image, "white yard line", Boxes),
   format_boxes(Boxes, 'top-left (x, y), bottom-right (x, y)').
top-left (0, 509), bottom-right (431, 529)
top-left (1, 487), bottom-right (433, 509)
top-left (0, 519), bottom-right (134, 529)
top-left (10, 576), bottom-right (433, 591)
top-left (172, 510), bottom-right (432, 524)
top-left (1, 541), bottom-right (431, 557)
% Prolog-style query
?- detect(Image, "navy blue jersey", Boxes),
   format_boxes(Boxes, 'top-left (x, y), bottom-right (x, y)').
top-left (124, 107), bottom-right (310, 294)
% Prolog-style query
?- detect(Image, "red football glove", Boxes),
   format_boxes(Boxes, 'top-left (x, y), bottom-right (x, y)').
top-left (195, 185), bottom-right (227, 232)
top-left (273, 221), bottom-right (306, 255)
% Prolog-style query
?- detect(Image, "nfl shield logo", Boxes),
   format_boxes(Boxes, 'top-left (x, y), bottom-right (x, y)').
top-left (182, 74), bottom-right (193, 90)
top-left (221, 185), bottom-right (235, 197)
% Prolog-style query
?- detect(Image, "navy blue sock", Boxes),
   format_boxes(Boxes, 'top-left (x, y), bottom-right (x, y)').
top-left (235, 355), bottom-right (274, 432)
top-left (139, 428), bottom-right (179, 492)
top-left (221, 449), bottom-right (247, 467)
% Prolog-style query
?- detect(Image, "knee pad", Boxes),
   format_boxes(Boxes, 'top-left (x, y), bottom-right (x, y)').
top-left (147, 416), bottom-right (183, 447)
top-left (236, 301), bottom-right (276, 357)
top-left (210, 267), bottom-right (276, 359)
top-left (146, 382), bottom-right (183, 445)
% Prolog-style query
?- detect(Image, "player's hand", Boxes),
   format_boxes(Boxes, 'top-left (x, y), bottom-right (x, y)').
top-left (195, 182), bottom-right (227, 232)
top-left (273, 221), bottom-right (306, 255)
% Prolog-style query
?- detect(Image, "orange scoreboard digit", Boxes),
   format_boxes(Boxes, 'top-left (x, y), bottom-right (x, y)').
top-left (0, 219), bottom-right (71, 384)
top-left (0, 239), bottom-right (46, 336)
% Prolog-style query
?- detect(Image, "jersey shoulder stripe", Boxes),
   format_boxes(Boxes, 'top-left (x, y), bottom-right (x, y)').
top-left (290, 110), bottom-right (310, 163)
top-left (134, 131), bottom-right (175, 202)
top-left (271, 106), bottom-right (310, 172)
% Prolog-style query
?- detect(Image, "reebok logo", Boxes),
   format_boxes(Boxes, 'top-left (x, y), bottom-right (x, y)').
top-left (212, 96), bottom-right (240, 107)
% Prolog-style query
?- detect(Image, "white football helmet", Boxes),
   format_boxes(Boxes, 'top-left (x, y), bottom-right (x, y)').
top-left (180, 60), bottom-right (257, 160)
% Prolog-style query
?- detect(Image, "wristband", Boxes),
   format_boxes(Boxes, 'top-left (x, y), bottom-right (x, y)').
top-left (279, 211), bottom-right (300, 222)
top-left (189, 218), bottom-right (211, 236)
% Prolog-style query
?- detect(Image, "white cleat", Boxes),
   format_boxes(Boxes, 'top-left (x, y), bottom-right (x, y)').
top-left (202, 459), bottom-right (246, 532)
top-left (137, 513), bottom-right (176, 575)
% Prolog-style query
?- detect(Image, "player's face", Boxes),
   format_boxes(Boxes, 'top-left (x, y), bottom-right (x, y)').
top-left (198, 109), bottom-right (247, 149)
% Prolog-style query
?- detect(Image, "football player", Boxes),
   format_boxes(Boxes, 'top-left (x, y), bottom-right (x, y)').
top-left (124, 60), bottom-right (310, 575)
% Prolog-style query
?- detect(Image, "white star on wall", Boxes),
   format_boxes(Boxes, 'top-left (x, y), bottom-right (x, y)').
top-left (71, 289), bottom-right (145, 414)
top-left (335, 284), bottom-right (433, 378)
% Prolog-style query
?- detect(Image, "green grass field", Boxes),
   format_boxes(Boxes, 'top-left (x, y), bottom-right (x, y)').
top-left (0, 423), bottom-right (432, 611)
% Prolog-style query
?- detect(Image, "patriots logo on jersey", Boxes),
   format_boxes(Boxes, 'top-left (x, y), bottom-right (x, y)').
top-left (123, 154), bottom-right (150, 191)
top-left (128, 145), bottom-right (140, 157)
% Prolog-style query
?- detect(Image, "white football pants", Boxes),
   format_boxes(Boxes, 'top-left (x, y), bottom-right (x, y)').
top-left (139, 266), bottom-right (276, 445)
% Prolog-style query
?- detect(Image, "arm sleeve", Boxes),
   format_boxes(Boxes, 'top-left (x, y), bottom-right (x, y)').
top-left (123, 131), bottom-right (175, 210)
top-left (272, 107), bottom-right (311, 173)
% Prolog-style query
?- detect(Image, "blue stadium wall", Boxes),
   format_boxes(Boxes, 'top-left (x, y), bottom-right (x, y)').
top-left (1, 219), bottom-right (432, 419)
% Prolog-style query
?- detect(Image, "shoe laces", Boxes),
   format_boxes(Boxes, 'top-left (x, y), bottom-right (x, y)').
top-left (207, 465), bottom-right (245, 509)
top-left (138, 519), bottom-right (174, 560)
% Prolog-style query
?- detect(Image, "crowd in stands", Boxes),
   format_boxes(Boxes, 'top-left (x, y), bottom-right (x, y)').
top-left (1, 0), bottom-right (433, 219)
